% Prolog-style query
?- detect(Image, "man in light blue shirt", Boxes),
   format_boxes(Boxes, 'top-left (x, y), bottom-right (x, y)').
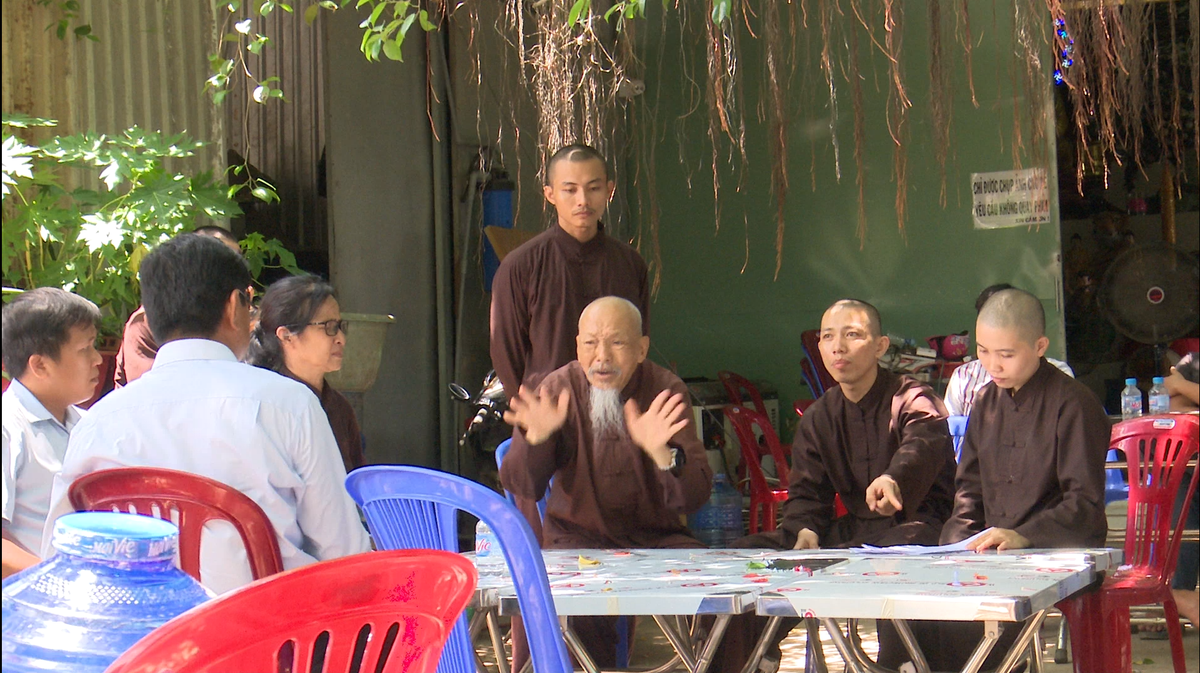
top-left (43, 234), bottom-right (372, 593)
top-left (2, 288), bottom-right (103, 577)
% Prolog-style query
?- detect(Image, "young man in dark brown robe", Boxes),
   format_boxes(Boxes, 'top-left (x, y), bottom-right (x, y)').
top-left (936, 288), bottom-right (1109, 670)
top-left (500, 296), bottom-right (712, 669)
top-left (489, 145), bottom-right (650, 399)
top-left (730, 299), bottom-right (958, 672)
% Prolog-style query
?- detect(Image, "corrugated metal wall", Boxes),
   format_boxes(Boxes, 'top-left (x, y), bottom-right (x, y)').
top-left (1, 0), bottom-right (223, 178)
top-left (2, 1), bottom-right (327, 253)
top-left (222, 4), bottom-right (326, 251)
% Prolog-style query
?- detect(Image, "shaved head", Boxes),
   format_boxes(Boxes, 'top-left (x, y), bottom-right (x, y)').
top-left (977, 288), bottom-right (1045, 345)
top-left (826, 299), bottom-right (882, 337)
top-left (579, 296), bottom-right (642, 335)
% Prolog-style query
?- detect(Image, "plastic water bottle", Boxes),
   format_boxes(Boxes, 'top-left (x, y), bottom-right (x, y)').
top-left (1120, 378), bottom-right (1143, 420)
top-left (474, 519), bottom-right (502, 564)
top-left (1148, 377), bottom-right (1170, 415)
top-left (2, 512), bottom-right (212, 673)
top-left (688, 474), bottom-right (744, 547)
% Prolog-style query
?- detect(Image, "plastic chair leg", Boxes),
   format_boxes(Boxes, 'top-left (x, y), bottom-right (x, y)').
top-left (1053, 618), bottom-right (1069, 664)
top-left (1162, 595), bottom-right (1188, 673)
top-left (615, 616), bottom-right (630, 668)
top-left (764, 501), bottom-right (777, 532)
top-left (748, 500), bottom-right (761, 535)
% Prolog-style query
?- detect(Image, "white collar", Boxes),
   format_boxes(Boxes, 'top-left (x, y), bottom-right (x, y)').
top-left (6, 378), bottom-right (81, 430)
top-left (151, 339), bottom-right (239, 368)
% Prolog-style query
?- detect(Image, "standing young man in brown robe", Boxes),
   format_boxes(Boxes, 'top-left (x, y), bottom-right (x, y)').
top-left (731, 299), bottom-right (958, 672)
top-left (936, 288), bottom-right (1109, 671)
top-left (489, 145), bottom-right (650, 398)
top-left (501, 296), bottom-right (712, 668)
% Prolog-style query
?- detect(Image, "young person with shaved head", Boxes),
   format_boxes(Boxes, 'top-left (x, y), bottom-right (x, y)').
top-left (490, 145), bottom-right (650, 399)
top-left (935, 287), bottom-right (1109, 671)
top-left (730, 299), bottom-right (958, 672)
top-left (500, 296), bottom-right (712, 669)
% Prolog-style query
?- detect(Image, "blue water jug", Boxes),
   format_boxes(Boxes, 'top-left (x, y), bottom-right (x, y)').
top-left (688, 474), bottom-right (745, 547)
top-left (2, 512), bottom-right (213, 673)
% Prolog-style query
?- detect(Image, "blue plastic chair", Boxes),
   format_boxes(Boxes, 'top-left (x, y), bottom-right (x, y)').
top-left (494, 440), bottom-right (629, 666)
top-left (948, 415), bottom-right (969, 462)
top-left (345, 466), bottom-right (572, 673)
top-left (495, 438), bottom-right (548, 521)
top-left (1104, 448), bottom-right (1130, 505)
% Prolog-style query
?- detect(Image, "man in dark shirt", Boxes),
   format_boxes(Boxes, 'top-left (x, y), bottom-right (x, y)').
top-left (939, 287), bottom-right (1109, 670)
top-left (731, 299), bottom-right (957, 671)
top-left (501, 296), bottom-right (711, 668)
top-left (489, 144), bottom-right (650, 398)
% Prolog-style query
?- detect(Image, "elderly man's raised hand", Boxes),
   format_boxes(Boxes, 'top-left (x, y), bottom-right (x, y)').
top-left (503, 385), bottom-right (570, 445)
top-left (624, 390), bottom-right (689, 469)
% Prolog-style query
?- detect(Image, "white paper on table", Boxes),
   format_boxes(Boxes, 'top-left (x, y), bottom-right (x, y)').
top-left (854, 530), bottom-right (989, 556)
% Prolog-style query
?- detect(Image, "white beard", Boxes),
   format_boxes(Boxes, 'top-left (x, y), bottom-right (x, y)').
top-left (588, 385), bottom-right (626, 443)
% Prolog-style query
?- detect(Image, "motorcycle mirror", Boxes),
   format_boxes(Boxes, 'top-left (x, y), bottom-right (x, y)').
top-left (448, 383), bottom-right (472, 402)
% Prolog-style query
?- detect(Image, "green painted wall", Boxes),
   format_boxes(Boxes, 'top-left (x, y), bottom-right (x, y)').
top-left (637, 3), bottom-right (1064, 426)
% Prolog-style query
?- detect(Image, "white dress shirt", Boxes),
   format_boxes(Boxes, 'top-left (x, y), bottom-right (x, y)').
top-left (2, 380), bottom-right (82, 555)
top-left (42, 339), bottom-right (372, 594)
top-left (944, 356), bottom-right (1075, 417)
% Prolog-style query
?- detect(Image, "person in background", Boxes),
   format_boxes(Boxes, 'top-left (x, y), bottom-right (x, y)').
top-left (490, 144), bottom-right (649, 399)
top-left (113, 225), bottom-right (242, 387)
top-left (728, 299), bottom-right (957, 672)
top-left (246, 275), bottom-right (365, 473)
top-left (43, 234), bottom-right (370, 594)
top-left (500, 296), bottom-right (711, 670)
top-left (944, 283), bottom-right (1074, 417)
top-left (2, 289), bottom-right (102, 577)
top-left (940, 288), bottom-right (1109, 669)
top-left (1163, 351), bottom-right (1199, 626)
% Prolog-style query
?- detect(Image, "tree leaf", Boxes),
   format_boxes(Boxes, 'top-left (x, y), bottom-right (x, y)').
top-left (234, 18), bottom-right (253, 34)
top-left (417, 8), bottom-right (435, 31)
top-left (567, 0), bottom-right (589, 27)
top-left (711, 0), bottom-right (731, 24)
top-left (304, 3), bottom-right (320, 24)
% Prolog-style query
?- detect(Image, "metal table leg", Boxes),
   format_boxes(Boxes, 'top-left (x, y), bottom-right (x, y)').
top-left (692, 614), bottom-right (731, 673)
top-left (892, 619), bottom-right (932, 673)
top-left (562, 620), bottom-right (602, 673)
top-left (1029, 625), bottom-right (1045, 673)
top-left (846, 620), bottom-right (897, 673)
top-left (485, 608), bottom-right (511, 673)
top-left (652, 615), bottom-right (700, 672)
top-left (803, 618), bottom-right (829, 673)
top-left (959, 621), bottom-right (1001, 673)
top-left (820, 618), bottom-right (868, 673)
top-left (738, 615), bottom-right (785, 673)
top-left (994, 611), bottom-right (1047, 673)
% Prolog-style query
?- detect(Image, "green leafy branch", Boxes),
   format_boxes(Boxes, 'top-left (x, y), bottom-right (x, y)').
top-left (36, 0), bottom-right (97, 41)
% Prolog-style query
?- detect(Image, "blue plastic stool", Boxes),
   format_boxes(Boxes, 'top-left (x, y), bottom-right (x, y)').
top-left (345, 466), bottom-right (573, 673)
top-left (1104, 448), bottom-right (1129, 505)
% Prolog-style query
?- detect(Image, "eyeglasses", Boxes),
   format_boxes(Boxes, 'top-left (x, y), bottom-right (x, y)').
top-left (306, 319), bottom-right (348, 336)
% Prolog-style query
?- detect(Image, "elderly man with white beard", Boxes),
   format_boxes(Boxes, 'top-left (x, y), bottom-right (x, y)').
top-left (500, 296), bottom-right (713, 668)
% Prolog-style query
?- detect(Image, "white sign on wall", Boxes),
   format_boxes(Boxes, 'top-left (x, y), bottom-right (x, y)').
top-left (970, 168), bottom-right (1051, 229)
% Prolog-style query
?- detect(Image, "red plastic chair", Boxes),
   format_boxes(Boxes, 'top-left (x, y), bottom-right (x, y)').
top-left (106, 549), bottom-right (477, 673)
top-left (718, 371), bottom-right (771, 419)
top-left (68, 467), bottom-right (284, 582)
top-left (725, 405), bottom-right (790, 534)
top-left (1058, 414), bottom-right (1199, 673)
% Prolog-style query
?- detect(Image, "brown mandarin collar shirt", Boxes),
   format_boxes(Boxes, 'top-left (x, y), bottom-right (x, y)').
top-left (279, 365), bottom-right (365, 473)
top-left (941, 359), bottom-right (1109, 548)
top-left (784, 367), bottom-right (957, 544)
top-left (489, 223), bottom-right (650, 397)
top-left (499, 360), bottom-right (712, 549)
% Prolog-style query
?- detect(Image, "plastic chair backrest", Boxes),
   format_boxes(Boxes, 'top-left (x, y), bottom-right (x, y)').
top-left (947, 415), bottom-right (969, 462)
top-left (67, 467), bottom-right (284, 581)
top-left (345, 466), bottom-right (573, 673)
top-left (793, 399), bottom-right (814, 418)
top-left (725, 405), bottom-right (790, 494)
top-left (105, 549), bottom-right (475, 673)
top-left (800, 329), bottom-right (836, 396)
top-left (718, 371), bottom-right (770, 419)
top-left (1104, 448), bottom-right (1130, 505)
top-left (495, 438), bottom-right (548, 522)
top-left (1111, 415), bottom-right (1199, 583)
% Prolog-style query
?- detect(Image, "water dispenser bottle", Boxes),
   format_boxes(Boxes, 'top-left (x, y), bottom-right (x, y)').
top-left (688, 474), bottom-right (745, 547)
top-left (2, 512), bottom-right (213, 673)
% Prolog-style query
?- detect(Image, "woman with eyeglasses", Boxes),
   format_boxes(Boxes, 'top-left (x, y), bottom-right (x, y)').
top-left (247, 274), bottom-right (365, 472)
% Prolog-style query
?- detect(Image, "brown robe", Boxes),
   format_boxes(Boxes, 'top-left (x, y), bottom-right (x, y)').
top-left (113, 306), bottom-right (158, 388)
top-left (280, 365), bottom-right (366, 473)
top-left (489, 223), bottom-right (649, 398)
top-left (777, 366), bottom-right (957, 547)
top-left (500, 360), bottom-right (711, 549)
top-left (940, 359), bottom-right (1109, 547)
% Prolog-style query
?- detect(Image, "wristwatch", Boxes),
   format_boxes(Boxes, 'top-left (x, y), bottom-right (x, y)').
top-left (661, 445), bottom-right (686, 476)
